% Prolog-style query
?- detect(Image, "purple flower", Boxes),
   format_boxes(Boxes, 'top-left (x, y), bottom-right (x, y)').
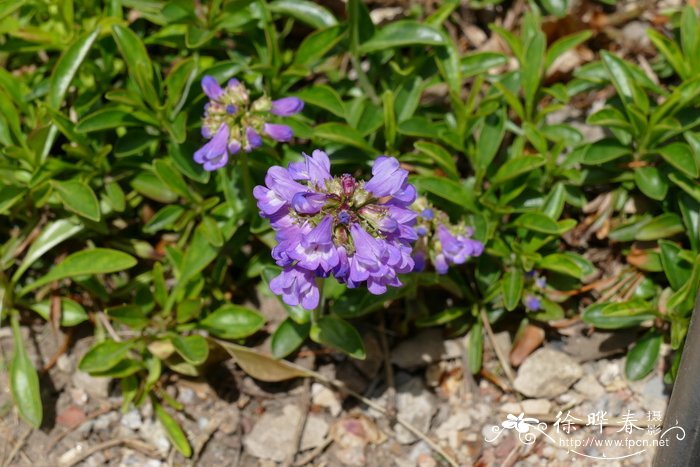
top-left (409, 197), bottom-right (483, 274)
top-left (193, 124), bottom-right (229, 171)
top-left (263, 123), bottom-right (293, 142)
top-left (365, 157), bottom-right (409, 199)
top-left (437, 224), bottom-right (483, 266)
top-left (525, 295), bottom-right (541, 311)
top-left (195, 76), bottom-right (303, 170)
top-left (255, 152), bottom-right (418, 309)
top-left (269, 266), bottom-right (319, 309)
top-left (535, 277), bottom-right (547, 289)
top-left (271, 97), bottom-right (304, 116)
top-left (201, 75), bottom-right (223, 100)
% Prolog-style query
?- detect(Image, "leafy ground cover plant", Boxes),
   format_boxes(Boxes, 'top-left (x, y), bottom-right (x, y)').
top-left (0, 0), bottom-right (698, 457)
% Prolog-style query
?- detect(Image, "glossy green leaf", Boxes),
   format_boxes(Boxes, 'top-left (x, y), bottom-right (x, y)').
top-left (461, 52), bottom-right (508, 78)
top-left (582, 138), bottom-right (632, 164)
top-left (21, 248), bottom-right (137, 294)
top-left (657, 143), bottom-right (699, 178)
top-left (635, 213), bottom-right (685, 241)
top-left (313, 122), bottom-right (376, 153)
top-left (131, 172), bottom-right (178, 204)
top-left (78, 339), bottom-right (135, 373)
top-left (545, 30), bottom-right (591, 71)
top-left (154, 402), bottom-right (192, 457)
top-left (12, 218), bottom-right (82, 283)
top-left (634, 166), bottom-right (668, 201)
top-left (414, 142), bottom-right (459, 180)
top-left (49, 27), bottom-right (99, 108)
top-left (410, 175), bottom-right (477, 211)
top-left (491, 155), bottom-right (546, 184)
top-left (268, 0), bottom-right (337, 28)
top-left (296, 85), bottom-right (345, 118)
top-left (360, 21), bottom-right (444, 54)
top-left (111, 24), bottom-right (160, 108)
top-left (625, 331), bottom-right (661, 380)
top-left (30, 298), bottom-right (88, 326)
top-left (540, 0), bottom-right (568, 16)
top-left (53, 180), bottom-right (101, 221)
top-left (582, 300), bottom-right (657, 329)
top-left (659, 240), bottom-right (692, 291)
top-left (502, 268), bottom-right (524, 311)
top-left (538, 253), bottom-right (584, 278)
top-left (513, 212), bottom-right (560, 234)
top-left (107, 305), bottom-right (149, 329)
top-left (468, 320), bottom-right (483, 374)
top-left (10, 315), bottom-right (43, 428)
top-left (172, 335), bottom-right (209, 365)
top-left (310, 315), bottom-right (366, 359)
top-left (199, 304), bottom-right (265, 340)
top-left (271, 318), bottom-right (310, 358)
top-left (75, 108), bottom-right (144, 132)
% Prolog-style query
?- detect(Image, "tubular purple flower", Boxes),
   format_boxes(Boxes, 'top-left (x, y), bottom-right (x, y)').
top-left (263, 123), bottom-right (293, 142)
top-left (269, 267), bottom-right (320, 309)
top-left (201, 75), bottom-right (223, 100)
top-left (255, 153), bottom-right (418, 308)
top-left (290, 216), bottom-right (339, 272)
top-left (289, 150), bottom-right (332, 187)
top-left (193, 124), bottom-right (229, 171)
top-left (525, 295), bottom-right (541, 311)
top-left (437, 224), bottom-right (481, 265)
top-left (292, 192), bottom-right (327, 214)
top-left (271, 97), bottom-right (304, 116)
top-left (365, 156), bottom-right (408, 198)
top-left (246, 127), bottom-right (262, 150)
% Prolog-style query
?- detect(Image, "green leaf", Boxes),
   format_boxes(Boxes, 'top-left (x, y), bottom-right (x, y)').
top-left (416, 307), bottom-right (464, 327)
top-left (111, 25), bottom-right (160, 109)
top-left (53, 180), bottom-right (101, 221)
top-left (49, 27), bottom-right (99, 108)
top-left (30, 298), bottom-right (88, 327)
top-left (131, 172), bottom-right (178, 203)
top-left (154, 159), bottom-right (195, 202)
top-left (657, 143), bottom-right (699, 178)
top-left (468, 319), bottom-right (483, 374)
top-left (513, 212), bottom-right (560, 234)
top-left (537, 253), bottom-right (584, 278)
top-left (582, 138), bottom-right (632, 164)
top-left (634, 166), bottom-right (668, 201)
top-left (79, 339), bottom-right (135, 373)
top-left (310, 316), bottom-right (366, 359)
top-left (294, 25), bottom-right (344, 66)
top-left (154, 402), bottom-right (192, 457)
top-left (296, 85), bottom-right (345, 118)
top-left (601, 51), bottom-right (648, 115)
top-left (414, 142), bottom-right (459, 180)
top-left (12, 218), bottom-right (82, 283)
top-left (545, 30), bottom-right (591, 71)
top-left (20, 248), bottom-right (137, 295)
top-left (268, 0), bottom-right (337, 28)
top-left (107, 305), bottom-right (149, 330)
top-left (625, 330), bottom-right (661, 380)
top-left (143, 205), bottom-right (185, 234)
top-left (360, 20), bottom-right (444, 54)
top-left (0, 186), bottom-right (24, 215)
top-left (540, 0), bottom-right (569, 16)
top-left (659, 240), bottom-right (692, 291)
top-left (199, 304), bottom-right (265, 340)
top-left (476, 109), bottom-right (506, 175)
top-left (10, 315), bottom-right (42, 428)
top-left (172, 335), bottom-right (209, 365)
top-left (105, 181), bottom-right (126, 212)
top-left (76, 108), bottom-right (144, 132)
top-left (271, 318), bottom-right (310, 358)
top-left (313, 122), bottom-right (376, 153)
top-left (582, 300), bottom-right (657, 329)
top-left (410, 175), bottom-right (477, 211)
top-left (461, 52), bottom-right (508, 78)
top-left (502, 269), bottom-right (524, 311)
top-left (635, 213), bottom-right (685, 241)
top-left (491, 155), bottom-right (546, 184)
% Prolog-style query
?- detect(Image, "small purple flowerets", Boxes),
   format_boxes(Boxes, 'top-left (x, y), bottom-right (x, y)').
top-left (195, 76), bottom-right (303, 171)
top-left (254, 151), bottom-right (418, 309)
top-left (411, 197), bottom-right (483, 274)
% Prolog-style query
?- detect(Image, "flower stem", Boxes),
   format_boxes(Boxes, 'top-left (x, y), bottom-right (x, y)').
top-left (239, 150), bottom-right (256, 218)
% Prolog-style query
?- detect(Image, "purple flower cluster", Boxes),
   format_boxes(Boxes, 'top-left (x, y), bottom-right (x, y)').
top-left (195, 76), bottom-right (303, 171)
top-left (411, 198), bottom-right (483, 274)
top-left (254, 151), bottom-right (418, 309)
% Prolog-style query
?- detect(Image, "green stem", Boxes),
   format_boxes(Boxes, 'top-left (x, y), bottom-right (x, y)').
top-left (239, 151), bottom-right (256, 218)
top-left (350, 55), bottom-right (379, 104)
